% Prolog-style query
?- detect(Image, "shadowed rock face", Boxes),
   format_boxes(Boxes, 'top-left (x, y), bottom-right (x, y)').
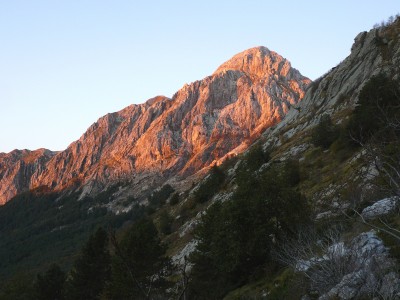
top-left (0, 46), bottom-right (310, 204)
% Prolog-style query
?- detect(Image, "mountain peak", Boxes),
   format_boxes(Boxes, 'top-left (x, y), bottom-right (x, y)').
top-left (213, 46), bottom-right (293, 79)
top-left (0, 46), bottom-right (311, 204)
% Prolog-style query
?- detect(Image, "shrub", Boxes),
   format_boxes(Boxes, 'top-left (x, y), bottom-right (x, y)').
top-left (244, 142), bottom-right (270, 171)
top-left (347, 74), bottom-right (400, 144)
top-left (0, 273), bottom-right (35, 300)
top-left (149, 184), bottom-right (175, 207)
top-left (311, 114), bottom-right (340, 149)
top-left (169, 193), bottom-right (180, 206)
top-left (158, 211), bottom-right (173, 235)
top-left (193, 166), bottom-right (225, 203)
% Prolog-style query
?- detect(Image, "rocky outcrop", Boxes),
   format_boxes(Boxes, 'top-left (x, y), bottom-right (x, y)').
top-left (269, 17), bottom-right (400, 139)
top-left (361, 197), bottom-right (398, 220)
top-left (318, 231), bottom-right (400, 300)
top-left (0, 149), bottom-right (56, 204)
top-left (0, 46), bottom-right (310, 204)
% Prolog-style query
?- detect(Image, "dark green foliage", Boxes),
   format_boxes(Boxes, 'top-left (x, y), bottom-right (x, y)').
top-left (0, 273), bottom-right (35, 300)
top-left (189, 202), bottom-right (235, 298)
top-left (34, 264), bottom-right (65, 300)
top-left (189, 160), bottom-right (311, 299)
top-left (149, 184), bottom-right (175, 207)
top-left (244, 142), bottom-right (270, 171)
top-left (279, 158), bottom-right (301, 187)
top-left (158, 210), bottom-right (173, 235)
top-left (328, 128), bottom-right (356, 161)
top-left (234, 144), bottom-right (270, 194)
top-left (344, 74), bottom-right (400, 195)
top-left (107, 218), bottom-right (171, 299)
top-left (347, 74), bottom-right (400, 143)
top-left (311, 114), bottom-right (340, 149)
top-left (194, 166), bottom-right (225, 203)
top-left (65, 228), bottom-right (111, 300)
top-left (0, 189), bottom-right (144, 280)
top-left (169, 192), bottom-right (180, 206)
top-left (93, 184), bottom-right (120, 204)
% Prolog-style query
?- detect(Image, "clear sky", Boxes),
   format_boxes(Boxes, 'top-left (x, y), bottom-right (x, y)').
top-left (0, 1), bottom-right (399, 153)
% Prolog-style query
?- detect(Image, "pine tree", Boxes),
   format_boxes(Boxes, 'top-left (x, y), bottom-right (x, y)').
top-left (107, 218), bottom-right (171, 299)
top-left (34, 264), bottom-right (65, 300)
top-left (65, 227), bottom-right (111, 300)
top-left (189, 160), bottom-right (311, 298)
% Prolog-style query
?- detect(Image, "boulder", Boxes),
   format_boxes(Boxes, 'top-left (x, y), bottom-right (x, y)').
top-left (361, 197), bottom-right (398, 220)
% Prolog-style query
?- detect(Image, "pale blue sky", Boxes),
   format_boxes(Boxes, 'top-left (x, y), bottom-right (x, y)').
top-left (0, 1), bottom-right (399, 153)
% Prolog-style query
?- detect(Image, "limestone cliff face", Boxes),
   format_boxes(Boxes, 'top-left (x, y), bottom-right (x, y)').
top-left (0, 46), bottom-right (310, 204)
top-left (0, 149), bottom-right (56, 204)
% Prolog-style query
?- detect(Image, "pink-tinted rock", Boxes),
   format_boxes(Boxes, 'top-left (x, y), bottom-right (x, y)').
top-left (0, 46), bottom-right (310, 204)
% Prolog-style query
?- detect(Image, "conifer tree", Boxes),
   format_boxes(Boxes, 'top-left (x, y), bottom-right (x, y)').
top-left (107, 218), bottom-right (171, 299)
top-left (65, 227), bottom-right (110, 300)
top-left (34, 264), bottom-right (65, 300)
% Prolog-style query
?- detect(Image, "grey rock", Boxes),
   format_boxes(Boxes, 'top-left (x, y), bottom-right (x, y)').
top-left (172, 239), bottom-right (198, 267)
top-left (350, 230), bottom-right (387, 257)
top-left (361, 197), bottom-right (398, 220)
top-left (265, 21), bottom-right (400, 156)
top-left (379, 272), bottom-right (400, 298)
top-left (318, 230), bottom-right (399, 299)
top-left (319, 271), bottom-right (365, 300)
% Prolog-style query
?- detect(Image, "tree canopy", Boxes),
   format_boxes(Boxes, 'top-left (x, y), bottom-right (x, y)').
top-left (189, 160), bottom-right (311, 299)
top-left (65, 227), bottom-right (111, 300)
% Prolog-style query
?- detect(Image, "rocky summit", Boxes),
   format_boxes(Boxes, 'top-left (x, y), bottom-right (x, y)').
top-left (0, 46), bottom-right (310, 204)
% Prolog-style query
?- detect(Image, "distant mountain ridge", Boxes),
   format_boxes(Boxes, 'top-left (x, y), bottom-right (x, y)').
top-left (0, 46), bottom-right (311, 204)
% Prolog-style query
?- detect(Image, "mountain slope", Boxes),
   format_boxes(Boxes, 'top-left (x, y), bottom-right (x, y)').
top-left (274, 23), bottom-right (400, 134)
top-left (0, 46), bottom-right (310, 204)
top-left (169, 17), bottom-right (400, 299)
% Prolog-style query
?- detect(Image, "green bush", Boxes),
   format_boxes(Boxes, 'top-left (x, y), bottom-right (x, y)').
top-left (0, 272), bottom-right (35, 300)
top-left (193, 166), bottom-right (225, 203)
top-left (149, 184), bottom-right (175, 207)
top-left (158, 211), bottom-right (173, 235)
top-left (311, 114), bottom-right (340, 149)
top-left (244, 142), bottom-right (270, 171)
top-left (347, 74), bottom-right (400, 144)
top-left (169, 193), bottom-right (180, 206)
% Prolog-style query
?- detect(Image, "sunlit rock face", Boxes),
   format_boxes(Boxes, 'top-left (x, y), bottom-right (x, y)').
top-left (0, 46), bottom-right (310, 204)
top-left (0, 149), bottom-right (56, 204)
